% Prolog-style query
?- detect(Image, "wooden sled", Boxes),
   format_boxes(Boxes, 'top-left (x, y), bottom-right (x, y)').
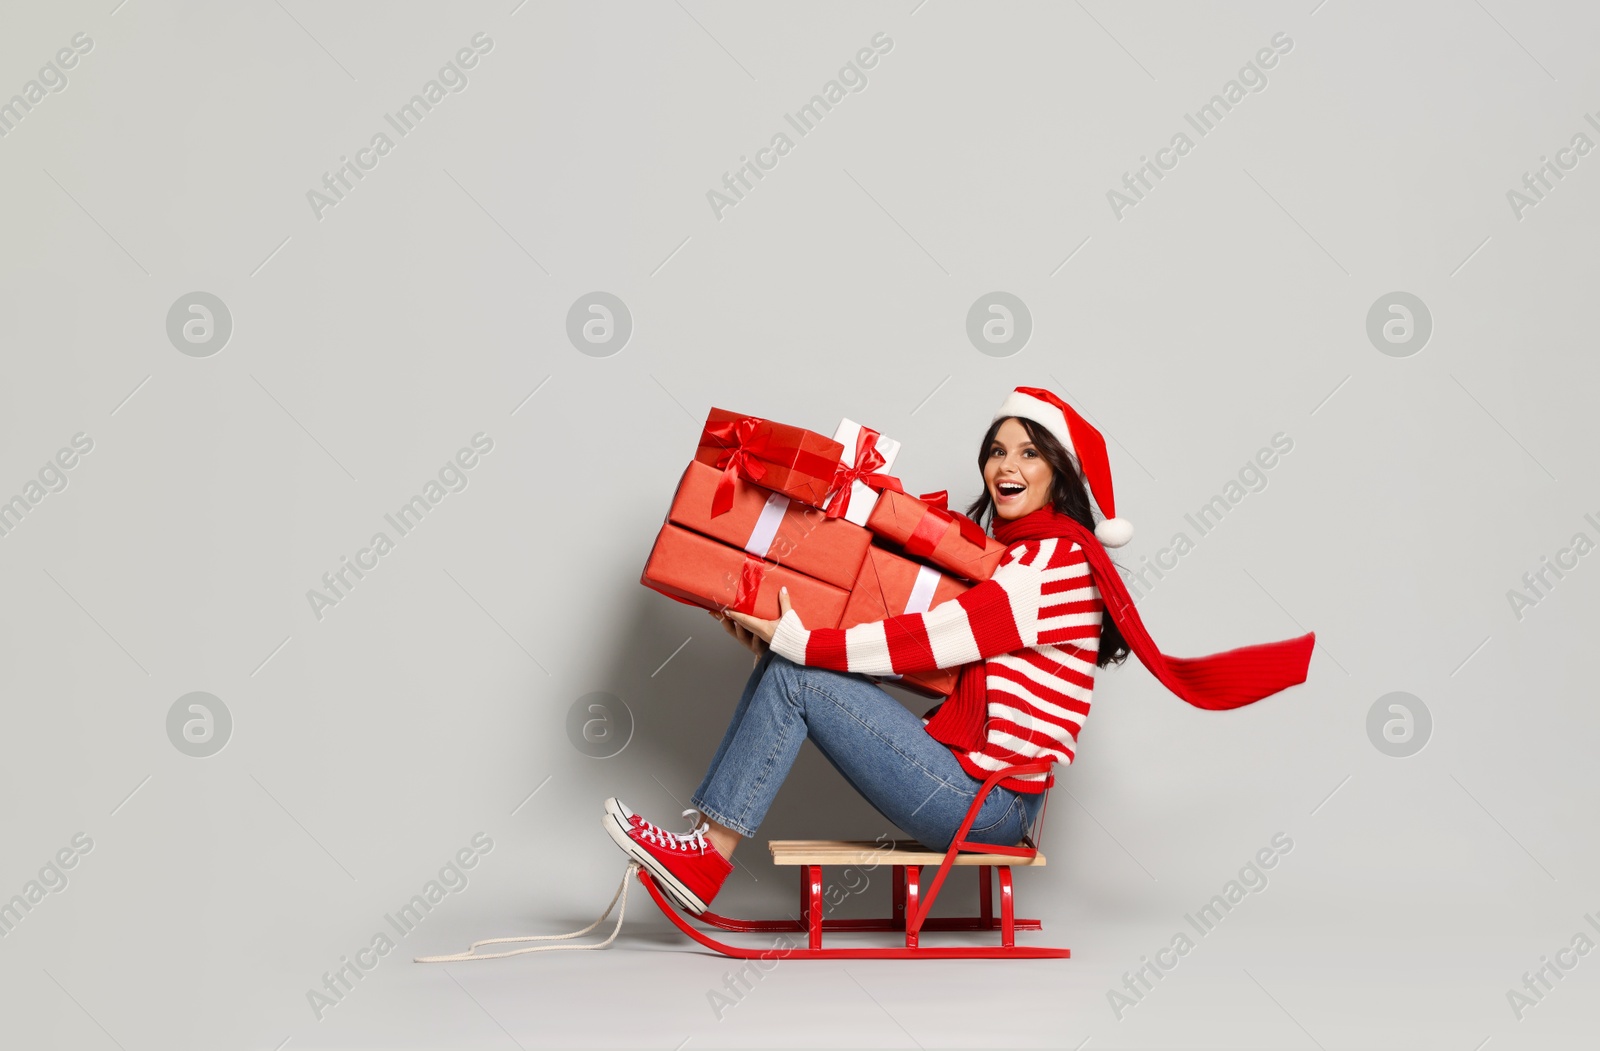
top-left (637, 760), bottom-right (1070, 959)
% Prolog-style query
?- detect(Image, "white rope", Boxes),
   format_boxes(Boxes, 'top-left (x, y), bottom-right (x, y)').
top-left (413, 862), bottom-right (639, 963)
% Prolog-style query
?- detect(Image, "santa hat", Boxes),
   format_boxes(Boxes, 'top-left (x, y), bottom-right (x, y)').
top-left (993, 385), bottom-right (1134, 548)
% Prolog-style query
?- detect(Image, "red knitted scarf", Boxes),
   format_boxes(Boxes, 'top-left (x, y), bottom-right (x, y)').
top-left (920, 504), bottom-right (1316, 754)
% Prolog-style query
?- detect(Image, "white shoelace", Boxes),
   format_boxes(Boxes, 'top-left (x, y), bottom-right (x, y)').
top-left (637, 817), bottom-right (711, 853)
top-left (634, 807), bottom-right (704, 841)
top-left (413, 862), bottom-right (640, 963)
top-left (679, 820), bottom-right (712, 852)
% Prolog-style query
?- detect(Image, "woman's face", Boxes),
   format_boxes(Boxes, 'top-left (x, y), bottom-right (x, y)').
top-left (984, 417), bottom-right (1054, 520)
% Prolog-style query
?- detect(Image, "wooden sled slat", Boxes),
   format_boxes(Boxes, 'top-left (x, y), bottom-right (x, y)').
top-left (769, 838), bottom-right (1046, 867)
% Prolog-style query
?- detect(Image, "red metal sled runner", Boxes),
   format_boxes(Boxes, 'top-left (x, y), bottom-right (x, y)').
top-left (636, 760), bottom-right (1070, 959)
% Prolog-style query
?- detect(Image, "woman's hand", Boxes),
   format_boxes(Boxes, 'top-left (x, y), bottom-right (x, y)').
top-left (709, 605), bottom-right (768, 657)
top-left (716, 587), bottom-right (798, 649)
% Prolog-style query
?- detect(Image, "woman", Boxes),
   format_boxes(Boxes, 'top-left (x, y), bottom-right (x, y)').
top-left (604, 386), bottom-right (1314, 916)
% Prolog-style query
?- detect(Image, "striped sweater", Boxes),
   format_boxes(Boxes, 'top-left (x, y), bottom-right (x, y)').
top-left (769, 536), bottom-right (1104, 793)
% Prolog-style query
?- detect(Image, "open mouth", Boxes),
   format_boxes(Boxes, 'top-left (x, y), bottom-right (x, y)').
top-left (995, 481), bottom-right (1026, 502)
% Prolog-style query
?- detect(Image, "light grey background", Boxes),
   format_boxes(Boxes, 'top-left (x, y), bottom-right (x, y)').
top-left (1, 1), bottom-right (1595, 1048)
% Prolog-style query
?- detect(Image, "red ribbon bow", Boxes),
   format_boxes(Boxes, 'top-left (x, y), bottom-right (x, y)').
top-left (702, 416), bottom-right (776, 518)
top-left (902, 490), bottom-right (987, 559)
top-left (823, 426), bottom-right (904, 520)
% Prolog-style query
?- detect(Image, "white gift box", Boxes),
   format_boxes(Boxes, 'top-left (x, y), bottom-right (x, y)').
top-left (830, 418), bottom-right (902, 527)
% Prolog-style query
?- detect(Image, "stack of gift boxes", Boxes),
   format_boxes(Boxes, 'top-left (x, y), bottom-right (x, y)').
top-left (640, 408), bottom-right (1006, 698)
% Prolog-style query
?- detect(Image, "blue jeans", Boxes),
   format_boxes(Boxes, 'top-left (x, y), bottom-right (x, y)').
top-left (691, 649), bottom-right (1046, 853)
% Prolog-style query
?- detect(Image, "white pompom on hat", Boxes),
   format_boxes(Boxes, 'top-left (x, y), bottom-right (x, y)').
top-left (992, 385), bottom-right (1134, 548)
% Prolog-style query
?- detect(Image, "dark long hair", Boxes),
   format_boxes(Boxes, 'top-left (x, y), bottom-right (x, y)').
top-left (965, 416), bottom-right (1130, 668)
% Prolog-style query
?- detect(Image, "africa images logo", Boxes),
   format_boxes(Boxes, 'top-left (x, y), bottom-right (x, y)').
top-left (306, 33), bottom-right (494, 220)
top-left (1105, 32), bottom-right (1293, 220)
top-left (305, 833), bottom-right (493, 1020)
top-left (705, 32), bottom-right (892, 220)
top-left (306, 433), bottom-right (494, 621)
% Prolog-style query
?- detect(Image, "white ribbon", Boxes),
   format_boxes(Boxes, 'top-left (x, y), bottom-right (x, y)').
top-left (743, 491), bottom-right (790, 557)
top-left (904, 563), bottom-right (941, 615)
top-left (875, 564), bottom-right (942, 681)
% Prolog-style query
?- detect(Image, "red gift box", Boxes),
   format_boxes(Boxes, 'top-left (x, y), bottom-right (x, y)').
top-left (865, 488), bottom-right (1006, 583)
top-left (641, 523), bottom-right (850, 626)
top-left (842, 544), bottom-right (971, 699)
top-left (693, 408), bottom-right (845, 516)
top-left (666, 461), bottom-right (871, 591)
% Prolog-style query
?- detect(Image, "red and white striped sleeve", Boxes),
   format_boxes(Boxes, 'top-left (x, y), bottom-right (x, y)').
top-left (768, 538), bottom-right (1096, 675)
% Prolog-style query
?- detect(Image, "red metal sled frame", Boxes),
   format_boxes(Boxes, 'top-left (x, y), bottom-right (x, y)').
top-left (636, 760), bottom-right (1070, 959)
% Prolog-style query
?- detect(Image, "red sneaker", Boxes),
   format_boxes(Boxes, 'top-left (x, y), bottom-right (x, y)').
top-left (602, 801), bottom-right (731, 915)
